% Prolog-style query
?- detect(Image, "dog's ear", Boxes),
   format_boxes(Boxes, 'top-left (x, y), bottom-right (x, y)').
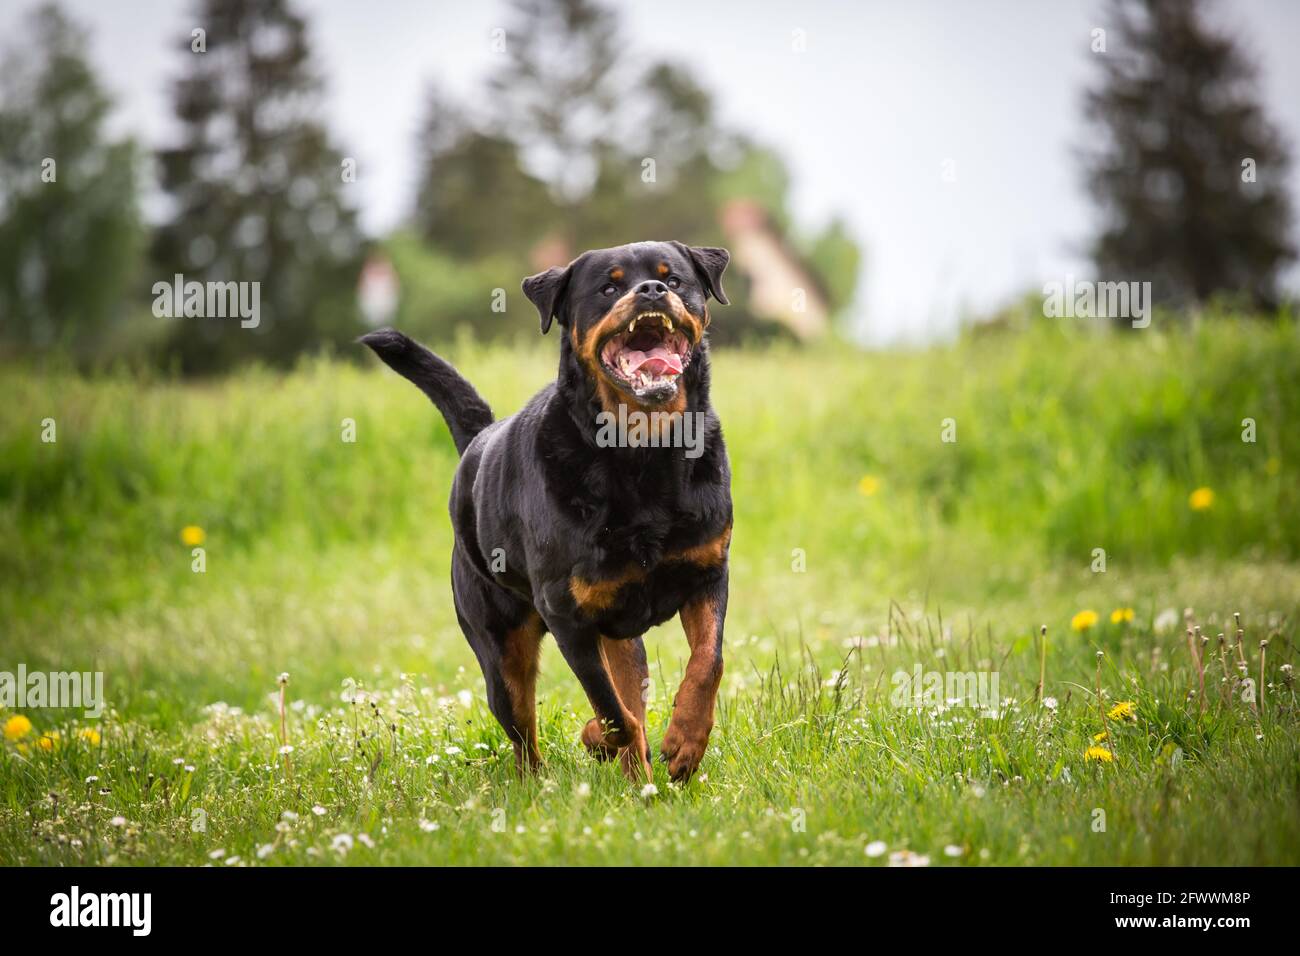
top-left (673, 243), bottom-right (730, 305)
top-left (522, 265), bottom-right (571, 334)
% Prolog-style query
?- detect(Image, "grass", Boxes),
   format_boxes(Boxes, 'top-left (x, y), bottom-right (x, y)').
top-left (1, 318), bottom-right (1298, 865)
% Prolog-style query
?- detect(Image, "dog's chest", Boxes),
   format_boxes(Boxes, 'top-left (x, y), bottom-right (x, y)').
top-left (568, 515), bottom-right (731, 636)
top-left (599, 513), bottom-right (674, 569)
top-left (553, 433), bottom-right (730, 632)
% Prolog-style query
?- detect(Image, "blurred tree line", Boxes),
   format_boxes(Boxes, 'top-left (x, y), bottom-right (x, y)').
top-left (1, 0), bottom-right (365, 372)
top-left (0, 0), bottom-right (1294, 372)
top-left (400, 0), bottom-right (858, 346)
top-left (0, 0), bottom-right (858, 372)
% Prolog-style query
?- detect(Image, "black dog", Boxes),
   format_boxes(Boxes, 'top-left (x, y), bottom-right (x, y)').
top-left (361, 241), bottom-right (732, 782)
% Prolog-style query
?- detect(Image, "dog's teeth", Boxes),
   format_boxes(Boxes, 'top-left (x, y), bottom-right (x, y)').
top-left (629, 318), bottom-right (637, 332)
top-left (665, 317), bottom-right (673, 331)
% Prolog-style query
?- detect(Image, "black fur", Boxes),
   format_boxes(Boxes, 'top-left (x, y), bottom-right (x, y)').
top-left (362, 240), bottom-right (733, 779)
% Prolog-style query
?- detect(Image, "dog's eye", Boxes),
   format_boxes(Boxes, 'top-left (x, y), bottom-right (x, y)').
top-left (602, 284), bottom-right (617, 296)
top-left (666, 275), bottom-right (681, 290)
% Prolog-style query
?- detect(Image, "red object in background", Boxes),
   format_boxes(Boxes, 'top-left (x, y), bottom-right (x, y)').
top-left (358, 254), bottom-right (399, 327)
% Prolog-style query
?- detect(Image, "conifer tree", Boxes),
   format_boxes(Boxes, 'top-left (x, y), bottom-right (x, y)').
top-left (153, 0), bottom-right (363, 371)
top-left (1085, 0), bottom-right (1294, 312)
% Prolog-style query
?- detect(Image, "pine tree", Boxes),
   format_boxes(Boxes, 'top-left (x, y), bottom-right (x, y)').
top-left (1085, 0), bottom-right (1294, 312)
top-left (0, 4), bottom-right (143, 356)
top-left (153, 0), bottom-right (363, 371)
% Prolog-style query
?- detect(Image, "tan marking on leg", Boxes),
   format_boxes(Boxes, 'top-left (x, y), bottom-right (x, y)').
top-left (661, 595), bottom-right (723, 782)
top-left (579, 639), bottom-right (652, 783)
top-left (501, 613), bottom-right (544, 772)
top-left (602, 638), bottom-right (649, 727)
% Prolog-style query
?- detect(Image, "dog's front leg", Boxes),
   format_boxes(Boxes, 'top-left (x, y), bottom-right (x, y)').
top-left (595, 636), bottom-right (651, 768)
top-left (550, 621), bottom-right (652, 782)
top-left (661, 574), bottom-right (728, 782)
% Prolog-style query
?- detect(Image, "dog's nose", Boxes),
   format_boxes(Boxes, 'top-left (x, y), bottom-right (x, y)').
top-left (634, 279), bottom-right (668, 301)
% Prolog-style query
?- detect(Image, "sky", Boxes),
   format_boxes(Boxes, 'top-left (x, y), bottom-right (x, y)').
top-left (3, 0), bottom-right (1298, 344)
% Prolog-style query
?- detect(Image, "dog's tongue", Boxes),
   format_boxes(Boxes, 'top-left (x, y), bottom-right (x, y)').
top-left (626, 346), bottom-right (683, 377)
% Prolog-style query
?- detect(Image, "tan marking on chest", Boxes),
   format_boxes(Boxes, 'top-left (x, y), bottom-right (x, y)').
top-left (568, 524), bottom-right (732, 615)
top-left (666, 524), bottom-right (732, 567)
top-left (570, 566), bottom-right (647, 613)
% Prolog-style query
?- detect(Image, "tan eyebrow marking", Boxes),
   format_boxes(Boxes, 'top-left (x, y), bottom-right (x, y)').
top-left (610, 267), bottom-right (624, 281)
top-left (657, 262), bottom-right (670, 276)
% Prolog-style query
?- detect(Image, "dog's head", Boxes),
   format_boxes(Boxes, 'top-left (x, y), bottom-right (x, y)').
top-left (523, 241), bottom-right (729, 409)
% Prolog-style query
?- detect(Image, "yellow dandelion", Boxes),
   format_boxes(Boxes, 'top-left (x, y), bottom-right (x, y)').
top-left (181, 525), bottom-right (206, 547)
top-left (1071, 610), bottom-right (1099, 632)
top-left (1110, 607), bottom-right (1134, 624)
top-left (38, 731), bottom-right (61, 751)
top-left (1188, 487), bottom-right (1214, 511)
top-left (78, 727), bottom-right (102, 746)
top-left (1107, 701), bottom-right (1136, 721)
top-left (4, 714), bottom-right (33, 741)
top-left (1093, 731), bottom-right (1108, 742)
top-left (1084, 745), bottom-right (1113, 763)
top-left (858, 474), bottom-right (881, 497)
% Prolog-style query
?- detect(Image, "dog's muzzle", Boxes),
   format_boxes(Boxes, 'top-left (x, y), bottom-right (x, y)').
top-left (598, 310), bottom-right (693, 402)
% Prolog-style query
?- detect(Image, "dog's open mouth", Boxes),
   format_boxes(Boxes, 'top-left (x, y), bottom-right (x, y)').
top-left (598, 310), bottom-right (692, 399)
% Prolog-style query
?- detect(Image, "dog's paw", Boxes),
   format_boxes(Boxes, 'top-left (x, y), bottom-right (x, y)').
top-left (583, 718), bottom-right (651, 781)
top-left (581, 718), bottom-right (619, 761)
top-left (659, 716), bottom-right (712, 783)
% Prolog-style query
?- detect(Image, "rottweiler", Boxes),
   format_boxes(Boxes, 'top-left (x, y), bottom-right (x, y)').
top-left (361, 241), bottom-right (732, 782)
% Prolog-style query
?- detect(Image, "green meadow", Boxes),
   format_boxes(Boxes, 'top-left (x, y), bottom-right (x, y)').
top-left (1, 318), bottom-right (1298, 866)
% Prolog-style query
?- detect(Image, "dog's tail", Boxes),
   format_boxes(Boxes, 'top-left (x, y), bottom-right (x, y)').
top-left (359, 328), bottom-right (494, 456)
